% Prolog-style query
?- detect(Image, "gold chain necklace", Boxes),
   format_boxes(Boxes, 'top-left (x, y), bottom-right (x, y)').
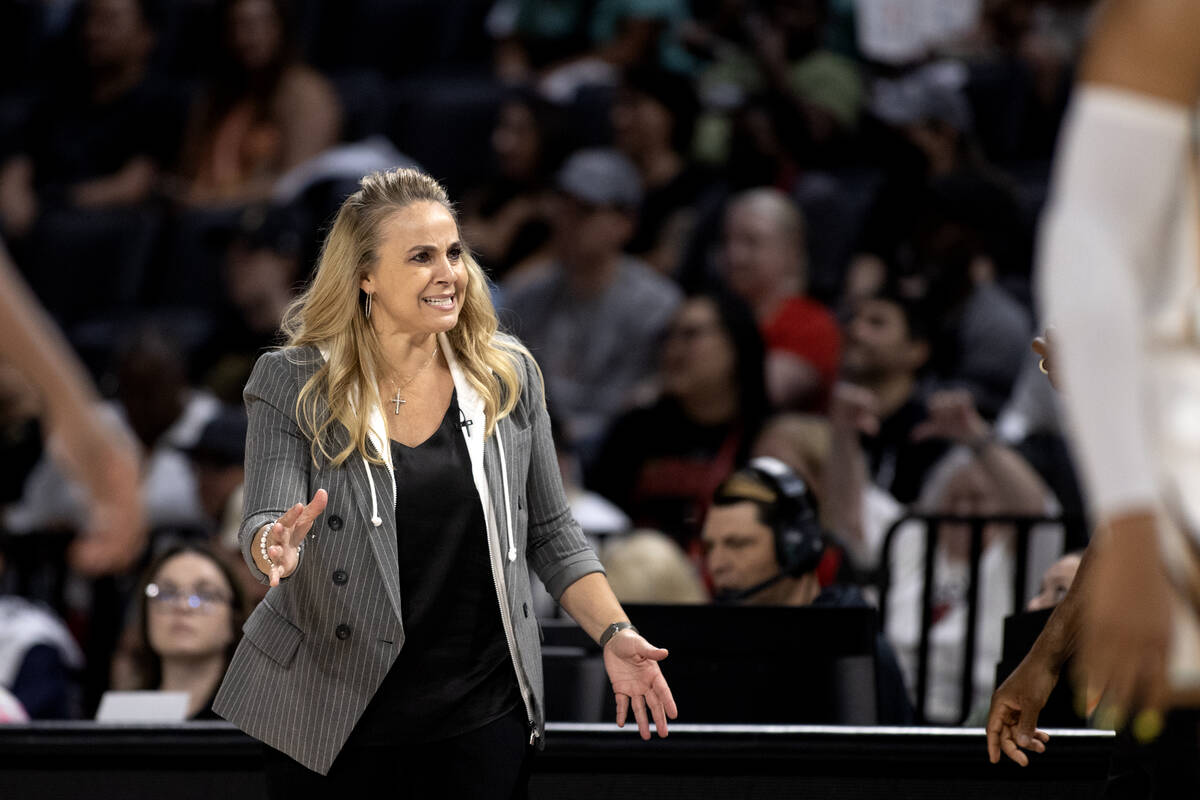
top-left (386, 346), bottom-right (439, 414)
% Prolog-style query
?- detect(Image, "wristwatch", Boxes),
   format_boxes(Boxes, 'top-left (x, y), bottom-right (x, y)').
top-left (598, 621), bottom-right (638, 648)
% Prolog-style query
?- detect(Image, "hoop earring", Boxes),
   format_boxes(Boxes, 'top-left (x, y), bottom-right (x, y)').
top-left (364, 292), bottom-right (373, 320)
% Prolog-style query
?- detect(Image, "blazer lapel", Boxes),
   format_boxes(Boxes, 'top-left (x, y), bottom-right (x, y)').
top-left (316, 346), bottom-right (403, 623)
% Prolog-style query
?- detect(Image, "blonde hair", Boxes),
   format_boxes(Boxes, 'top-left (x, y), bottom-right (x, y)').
top-left (279, 167), bottom-right (530, 467)
top-left (601, 530), bottom-right (708, 604)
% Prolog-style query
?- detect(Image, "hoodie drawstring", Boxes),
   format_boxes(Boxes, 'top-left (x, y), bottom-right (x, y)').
top-left (363, 455), bottom-right (383, 527)
top-left (497, 432), bottom-right (517, 562)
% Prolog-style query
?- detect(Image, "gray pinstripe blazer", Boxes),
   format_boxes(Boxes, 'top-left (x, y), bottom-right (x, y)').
top-left (212, 334), bottom-right (604, 775)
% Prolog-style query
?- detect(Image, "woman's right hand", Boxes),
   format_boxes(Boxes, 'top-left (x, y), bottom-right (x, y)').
top-left (257, 489), bottom-right (328, 587)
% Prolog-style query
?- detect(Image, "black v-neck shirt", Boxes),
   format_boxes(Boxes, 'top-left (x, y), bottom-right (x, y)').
top-left (348, 390), bottom-right (520, 745)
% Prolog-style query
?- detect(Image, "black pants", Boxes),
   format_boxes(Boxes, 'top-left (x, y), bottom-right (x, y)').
top-left (264, 704), bottom-right (533, 799)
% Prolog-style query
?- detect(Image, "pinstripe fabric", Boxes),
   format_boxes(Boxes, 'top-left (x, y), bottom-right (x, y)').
top-left (212, 341), bottom-right (604, 775)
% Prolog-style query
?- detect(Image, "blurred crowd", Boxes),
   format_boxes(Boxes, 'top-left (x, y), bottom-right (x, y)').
top-left (0, 0), bottom-right (1096, 726)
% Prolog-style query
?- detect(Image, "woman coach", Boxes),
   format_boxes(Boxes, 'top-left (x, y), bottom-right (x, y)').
top-left (212, 168), bottom-right (676, 796)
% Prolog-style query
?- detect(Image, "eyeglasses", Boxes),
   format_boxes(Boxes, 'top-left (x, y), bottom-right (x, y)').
top-left (145, 583), bottom-right (232, 613)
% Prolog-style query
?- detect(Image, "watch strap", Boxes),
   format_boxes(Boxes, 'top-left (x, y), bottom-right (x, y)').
top-left (599, 621), bottom-right (637, 648)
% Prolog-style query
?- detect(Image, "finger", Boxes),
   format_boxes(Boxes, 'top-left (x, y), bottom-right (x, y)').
top-left (910, 421), bottom-right (934, 442)
top-left (277, 501), bottom-right (305, 531)
top-left (615, 693), bottom-right (629, 728)
top-left (630, 694), bottom-right (651, 740)
top-left (648, 693), bottom-right (669, 738)
top-left (637, 641), bottom-right (669, 661)
top-left (985, 705), bottom-right (1012, 764)
top-left (1000, 735), bottom-right (1030, 767)
top-left (655, 675), bottom-right (679, 719)
top-left (1014, 707), bottom-right (1042, 749)
top-left (293, 489), bottom-right (329, 538)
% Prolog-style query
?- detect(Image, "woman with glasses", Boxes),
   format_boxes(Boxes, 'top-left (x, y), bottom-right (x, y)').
top-left (122, 545), bottom-right (246, 720)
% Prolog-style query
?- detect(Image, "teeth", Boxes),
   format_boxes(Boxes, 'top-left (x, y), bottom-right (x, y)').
top-left (423, 296), bottom-right (453, 306)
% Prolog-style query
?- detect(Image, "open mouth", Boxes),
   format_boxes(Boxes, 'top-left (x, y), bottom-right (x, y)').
top-left (422, 295), bottom-right (455, 309)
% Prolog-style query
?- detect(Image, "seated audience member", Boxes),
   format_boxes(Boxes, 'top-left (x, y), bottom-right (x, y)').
top-left (839, 285), bottom-right (947, 504)
top-left (688, 0), bottom-right (864, 179)
top-left (0, 554), bottom-right (84, 719)
top-left (588, 292), bottom-right (767, 548)
top-left (5, 329), bottom-right (213, 537)
top-left (700, 457), bottom-right (911, 722)
top-left (826, 383), bottom-right (1063, 722)
top-left (1026, 550), bottom-right (1082, 613)
top-left (612, 67), bottom-right (712, 276)
top-left (177, 0), bottom-right (341, 207)
top-left (601, 530), bottom-right (707, 604)
top-left (0, 0), bottom-right (178, 240)
top-left (460, 88), bottom-right (570, 284)
top-left (503, 148), bottom-right (682, 456)
top-left (113, 544), bottom-right (246, 719)
top-left (183, 405), bottom-right (248, 564)
top-left (720, 188), bottom-right (840, 410)
top-left (492, 0), bottom-right (695, 85)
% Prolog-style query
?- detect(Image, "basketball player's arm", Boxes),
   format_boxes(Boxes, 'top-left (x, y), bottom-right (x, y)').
top-left (987, 545), bottom-right (1096, 764)
top-left (1038, 0), bottom-right (1200, 732)
top-left (0, 240), bottom-right (144, 574)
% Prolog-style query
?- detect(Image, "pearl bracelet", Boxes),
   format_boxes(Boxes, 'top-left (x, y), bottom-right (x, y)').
top-left (259, 521), bottom-right (303, 571)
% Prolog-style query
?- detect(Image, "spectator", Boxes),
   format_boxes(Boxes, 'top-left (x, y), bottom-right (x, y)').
top-left (0, 554), bottom-right (84, 719)
top-left (460, 88), bottom-right (570, 283)
top-left (824, 382), bottom-right (1063, 722)
top-left (1027, 550), bottom-right (1083, 613)
top-left (178, 0), bottom-right (341, 207)
top-left (688, 0), bottom-right (865, 181)
top-left (700, 457), bottom-right (912, 722)
top-left (613, 66), bottom-right (712, 276)
top-left (0, 0), bottom-right (178, 240)
top-left (601, 530), bottom-right (707, 604)
top-left (503, 148), bottom-right (682, 456)
top-left (720, 187), bottom-right (841, 410)
top-left (839, 285), bottom-right (947, 505)
top-left (492, 0), bottom-right (696, 87)
top-left (183, 405), bottom-right (247, 548)
top-left (588, 292), bottom-right (767, 548)
top-left (113, 544), bottom-right (246, 719)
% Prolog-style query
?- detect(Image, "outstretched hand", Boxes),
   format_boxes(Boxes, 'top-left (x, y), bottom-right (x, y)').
top-left (986, 654), bottom-right (1056, 766)
top-left (261, 489), bottom-right (328, 587)
top-left (603, 630), bottom-right (678, 740)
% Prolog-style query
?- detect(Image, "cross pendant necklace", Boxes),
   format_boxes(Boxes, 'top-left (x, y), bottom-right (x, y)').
top-left (387, 345), bottom-right (439, 415)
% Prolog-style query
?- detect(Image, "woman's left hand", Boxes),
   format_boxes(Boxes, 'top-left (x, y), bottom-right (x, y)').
top-left (603, 631), bottom-right (678, 739)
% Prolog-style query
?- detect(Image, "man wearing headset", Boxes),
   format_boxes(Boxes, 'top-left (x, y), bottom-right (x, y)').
top-left (700, 456), bottom-right (913, 721)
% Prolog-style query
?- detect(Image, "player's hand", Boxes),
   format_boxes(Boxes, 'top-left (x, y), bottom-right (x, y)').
top-left (1076, 510), bottom-right (1171, 736)
top-left (986, 654), bottom-right (1056, 765)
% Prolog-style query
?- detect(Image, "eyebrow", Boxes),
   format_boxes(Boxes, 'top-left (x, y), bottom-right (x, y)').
top-left (407, 241), bottom-right (463, 254)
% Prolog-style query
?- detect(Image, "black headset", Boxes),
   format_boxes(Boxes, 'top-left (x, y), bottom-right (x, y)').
top-left (745, 456), bottom-right (826, 578)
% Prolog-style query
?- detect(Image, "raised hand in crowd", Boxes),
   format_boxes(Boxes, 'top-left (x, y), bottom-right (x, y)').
top-left (911, 388), bottom-right (991, 447)
top-left (828, 381), bottom-right (880, 436)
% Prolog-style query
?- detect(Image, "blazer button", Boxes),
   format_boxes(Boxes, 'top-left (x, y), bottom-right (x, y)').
top-left (332, 570), bottom-right (348, 585)
top-left (523, 603), bottom-right (529, 618)
top-left (335, 623), bottom-right (352, 640)
top-left (328, 515), bottom-right (343, 531)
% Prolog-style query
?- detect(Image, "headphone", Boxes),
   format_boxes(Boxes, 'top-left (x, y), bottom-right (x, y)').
top-left (744, 456), bottom-right (825, 578)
